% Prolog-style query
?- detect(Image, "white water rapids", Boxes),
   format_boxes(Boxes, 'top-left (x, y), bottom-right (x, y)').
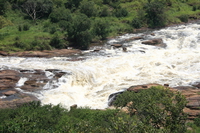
top-left (1, 22), bottom-right (200, 110)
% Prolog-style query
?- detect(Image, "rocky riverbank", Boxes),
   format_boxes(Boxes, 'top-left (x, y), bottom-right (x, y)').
top-left (0, 49), bottom-right (81, 58)
top-left (0, 69), bottom-right (69, 108)
top-left (0, 69), bottom-right (199, 120)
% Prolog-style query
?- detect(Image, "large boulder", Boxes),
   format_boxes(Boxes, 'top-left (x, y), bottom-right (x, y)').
top-left (142, 38), bottom-right (167, 48)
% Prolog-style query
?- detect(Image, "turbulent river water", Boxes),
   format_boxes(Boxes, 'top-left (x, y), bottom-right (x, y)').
top-left (1, 22), bottom-right (200, 109)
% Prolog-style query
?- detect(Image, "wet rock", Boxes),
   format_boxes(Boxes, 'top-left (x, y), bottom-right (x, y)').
top-left (122, 47), bottom-right (127, 52)
top-left (0, 93), bottom-right (38, 109)
top-left (70, 104), bottom-right (77, 110)
top-left (125, 36), bottom-right (144, 42)
top-left (93, 48), bottom-right (102, 52)
top-left (142, 38), bottom-right (167, 48)
top-left (2, 90), bottom-right (17, 96)
top-left (21, 80), bottom-right (46, 91)
top-left (108, 91), bottom-right (124, 106)
top-left (0, 70), bottom-right (20, 90)
top-left (190, 82), bottom-right (200, 88)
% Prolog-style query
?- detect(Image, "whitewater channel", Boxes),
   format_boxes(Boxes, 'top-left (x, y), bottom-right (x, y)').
top-left (1, 22), bottom-right (200, 110)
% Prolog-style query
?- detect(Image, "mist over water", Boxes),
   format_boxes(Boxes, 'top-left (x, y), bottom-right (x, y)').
top-left (1, 22), bottom-right (200, 109)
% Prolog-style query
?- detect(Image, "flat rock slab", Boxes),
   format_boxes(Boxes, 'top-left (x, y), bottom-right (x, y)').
top-left (0, 49), bottom-right (81, 58)
top-left (0, 70), bottom-right (20, 90)
top-left (0, 93), bottom-right (38, 109)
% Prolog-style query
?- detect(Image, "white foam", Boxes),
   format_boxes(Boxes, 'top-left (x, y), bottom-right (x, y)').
top-left (1, 23), bottom-right (200, 109)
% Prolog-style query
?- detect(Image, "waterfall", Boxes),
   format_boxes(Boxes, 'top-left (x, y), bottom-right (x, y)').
top-left (1, 22), bottom-right (200, 110)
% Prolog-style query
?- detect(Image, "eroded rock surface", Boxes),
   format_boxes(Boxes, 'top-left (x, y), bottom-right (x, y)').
top-left (0, 69), bottom-right (69, 109)
top-left (0, 49), bottom-right (81, 58)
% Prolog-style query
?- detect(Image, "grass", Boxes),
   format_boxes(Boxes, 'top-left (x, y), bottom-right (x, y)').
top-left (1, 0), bottom-right (200, 52)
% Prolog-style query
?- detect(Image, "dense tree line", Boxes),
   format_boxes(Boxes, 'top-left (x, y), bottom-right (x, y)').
top-left (0, 0), bottom-right (200, 51)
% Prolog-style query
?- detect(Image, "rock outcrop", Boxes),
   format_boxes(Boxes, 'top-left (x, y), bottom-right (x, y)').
top-left (0, 70), bottom-right (20, 90)
top-left (109, 84), bottom-right (200, 120)
top-left (0, 69), bottom-right (69, 109)
top-left (0, 49), bottom-right (81, 58)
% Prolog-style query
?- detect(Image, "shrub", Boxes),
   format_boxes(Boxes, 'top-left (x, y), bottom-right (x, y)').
top-left (100, 6), bottom-right (110, 17)
top-left (23, 24), bottom-right (30, 31)
top-left (179, 14), bottom-right (189, 23)
top-left (79, 0), bottom-right (98, 17)
top-left (194, 114), bottom-right (200, 127)
top-left (131, 17), bottom-right (143, 28)
top-left (144, 0), bottom-right (167, 28)
top-left (93, 18), bottom-right (110, 39)
top-left (49, 26), bottom-right (57, 34)
top-left (113, 86), bottom-right (187, 132)
top-left (113, 7), bottom-right (128, 17)
top-left (50, 35), bottom-right (65, 49)
top-left (18, 25), bottom-right (22, 31)
top-left (64, 0), bottom-right (82, 10)
top-left (49, 8), bottom-right (71, 23)
top-left (1, 101), bottom-right (66, 132)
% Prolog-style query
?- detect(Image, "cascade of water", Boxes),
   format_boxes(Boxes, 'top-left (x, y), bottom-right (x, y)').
top-left (1, 22), bottom-right (200, 109)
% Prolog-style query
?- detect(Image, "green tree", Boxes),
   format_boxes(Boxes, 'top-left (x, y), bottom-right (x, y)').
top-left (0, 0), bottom-right (6, 15)
top-left (67, 13), bottom-right (92, 50)
top-left (113, 7), bottom-right (128, 17)
top-left (21, 0), bottom-right (53, 21)
top-left (0, 16), bottom-right (12, 29)
top-left (144, 0), bottom-right (167, 28)
top-left (64, 0), bottom-right (82, 10)
top-left (93, 18), bottom-right (109, 39)
top-left (49, 7), bottom-right (71, 23)
top-left (113, 86), bottom-right (187, 132)
top-left (79, 0), bottom-right (98, 17)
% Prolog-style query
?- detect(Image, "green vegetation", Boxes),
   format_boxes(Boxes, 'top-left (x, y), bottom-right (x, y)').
top-left (0, 86), bottom-right (199, 132)
top-left (1, 0), bottom-right (200, 51)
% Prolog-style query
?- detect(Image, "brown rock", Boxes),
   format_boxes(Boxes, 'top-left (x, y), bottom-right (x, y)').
top-left (0, 70), bottom-right (20, 90)
top-left (127, 83), bottom-right (161, 92)
top-left (7, 49), bottom-right (82, 58)
top-left (183, 108), bottom-right (200, 120)
top-left (2, 90), bottom-right (17, 96)
top-left (142, 38), bottom-right (167, 48)
top-left (0, 93), bottom-right (39, 109)
top-left (125, 84), bottom-right (200, 119)
top-left (0, 51), bottom-right (8, 56)
top-left (125, 36), bottom-right (144, 42)
top-left (70, 104), bottom-right (77, 110)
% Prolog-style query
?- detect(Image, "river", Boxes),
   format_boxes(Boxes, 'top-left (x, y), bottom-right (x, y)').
top-left (1, 22), bottom-right (200, 110)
